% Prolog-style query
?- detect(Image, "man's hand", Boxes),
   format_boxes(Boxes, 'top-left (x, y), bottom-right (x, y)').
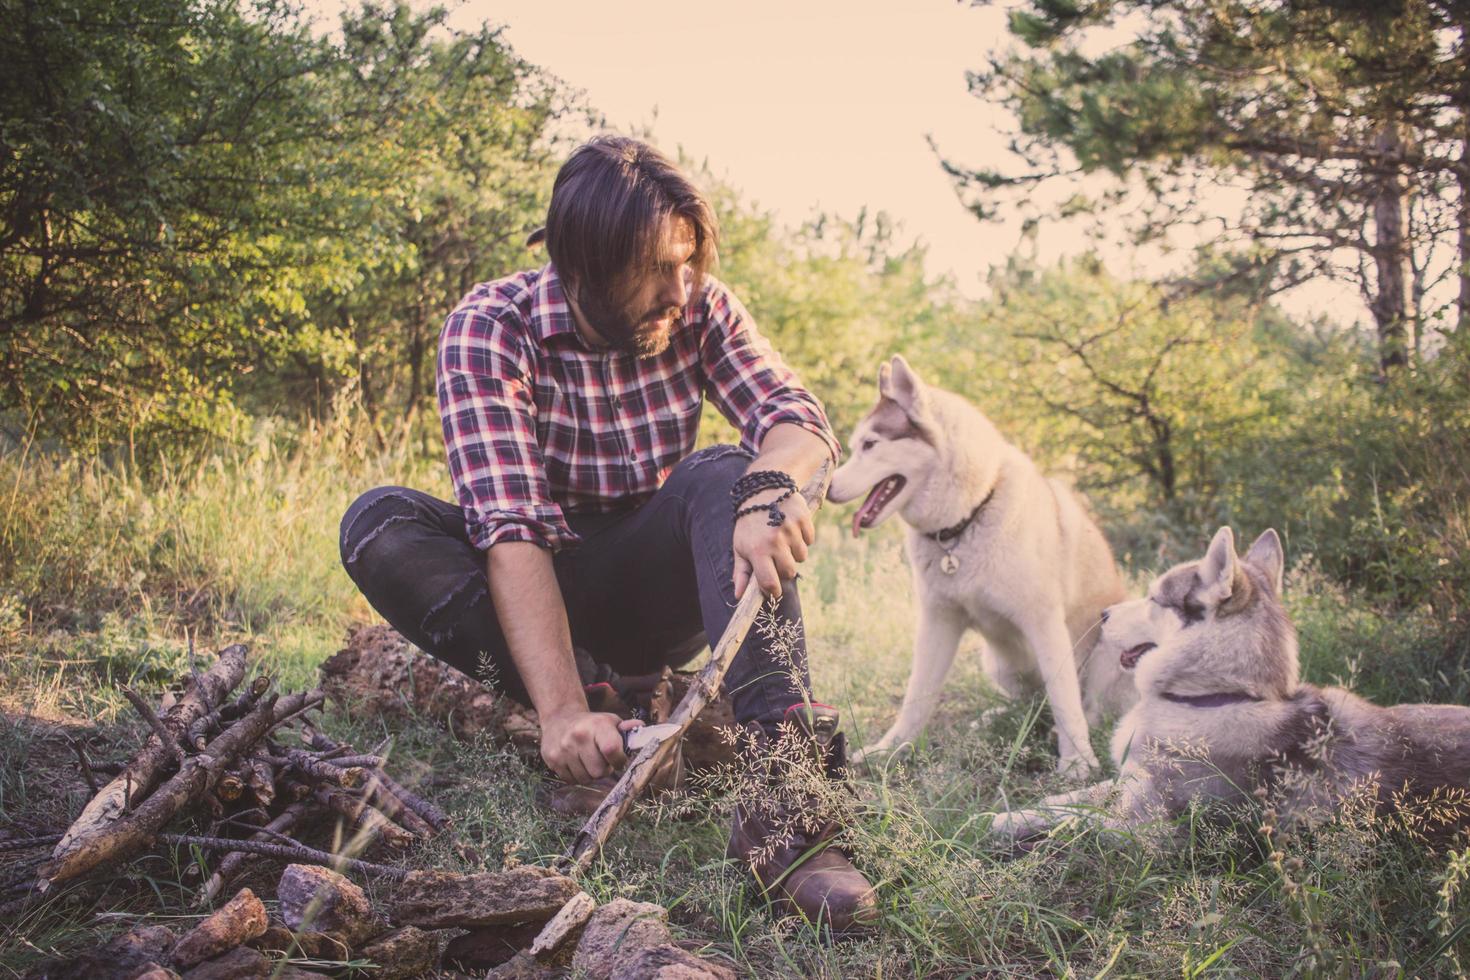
top-left (540, 709), bottom-right (638, 784)
top-left (732, 487), bottom-right (815, 600)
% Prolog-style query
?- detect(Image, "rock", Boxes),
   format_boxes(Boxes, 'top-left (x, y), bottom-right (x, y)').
top-left (571, 899), bottom-right (674, 980)
top-left (277, 864), bottom-right (380, 945)
top-left (390, 866), bottom-right (580, 929)
top-left (26, 924), bottom-right (179, 979)
top-left (529, 892), bottom-right (596, 961)
top-left (357, 926), bottom-right (439, 979)
top-left (484, 951), bottom-right (560, 979)
top-left (249, 924), bottom-right (351, 960)
top-left (610, 945), bottom-right (737, 980)
top-left (127, 966), bottom-right (180, 980)
top-left (170, 888), bottom-right (268, 967)
top-left (320, 625), bottom-right (504, 739)
top-left (178, 946), bottom-right (271, 980)
top-left (442, 921), bottom-right (542, 970)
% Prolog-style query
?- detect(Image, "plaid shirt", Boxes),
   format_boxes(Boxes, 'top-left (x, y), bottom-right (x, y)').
top-left (437, 264), bottom-right (839, 553)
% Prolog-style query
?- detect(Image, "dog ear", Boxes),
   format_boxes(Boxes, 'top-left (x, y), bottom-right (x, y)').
top-left (885, 354), bottom-right (925, 414)
top-left (1197, 526), bottom-right (1238, 605)
top-left (878, 360), bottom-right (893, 398)
top-left (1245, 529), bottom-right (1285, 595)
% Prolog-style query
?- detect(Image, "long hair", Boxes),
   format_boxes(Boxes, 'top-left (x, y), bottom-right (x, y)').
top-left (537, 136), bottom-right (718, 305)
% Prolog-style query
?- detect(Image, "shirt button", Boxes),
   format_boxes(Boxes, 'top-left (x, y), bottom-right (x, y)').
top-left (629, 451), bottom-right (637, 461)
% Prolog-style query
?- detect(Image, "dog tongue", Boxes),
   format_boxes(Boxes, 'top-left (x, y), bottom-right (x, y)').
top-left (852, 478), bottom-right (896, 537)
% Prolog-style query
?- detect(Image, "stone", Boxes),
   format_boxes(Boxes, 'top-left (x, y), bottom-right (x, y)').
top-left (356, 926), bottom-right (439, 979)
top-left (389, 866), bottom-right (579, 929)
top-left (170, 888), bottom-right (268, 967)
top-left (178, 946), bottom-right (271, 980)
top-left (609, 945), bottom-right (737, 980)
top-left (570, 899), bottom-right (674, 980)
top-left (277, 864), bottom-right (380, 945)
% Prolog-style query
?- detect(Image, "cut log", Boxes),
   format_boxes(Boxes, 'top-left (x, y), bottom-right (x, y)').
top-left (609, 945), bottom-right (736, 980)
top-left (357, 925), bottom-right (440, 979)
top-left (243, 757), bottom-right (275, 808)
top-left (53, 644), bottom-right (250, 859)
top-left (178, 945), bottom-right (270, 980)
top-left (443, 921), bottom-right (543, 971)
top-left (529, 891), bottom-right (596, 961)
top-left (571, 899), bottom-right (674, 980)
top-left (277, 863), bottom-right (381, 945)
top-left (320, 625), bottom-right (501, 738)
top-left (389, 866), bottom-right (580, 929)
top-left (170, 887), bottom-right (268, 967)
top-left (38, 689), bottom-right (322, 889)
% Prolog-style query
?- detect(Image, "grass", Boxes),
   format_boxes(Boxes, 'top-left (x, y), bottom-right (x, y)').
top-left (2, 421), bottom-right (1468, 977)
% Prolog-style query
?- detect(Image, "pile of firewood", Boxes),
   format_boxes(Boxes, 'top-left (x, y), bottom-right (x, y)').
top-left (27, 860), bottom-right (736, 978)
top-left (14, 642), bottom-right (445, 904)
top-left (13, 631), bottom-right (747, 978)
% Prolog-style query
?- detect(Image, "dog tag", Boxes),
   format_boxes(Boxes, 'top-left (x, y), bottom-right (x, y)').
top-left (940, 553), bottom-right (959, 575)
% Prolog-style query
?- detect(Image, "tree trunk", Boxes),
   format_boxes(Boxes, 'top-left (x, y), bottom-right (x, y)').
top-left (1370, 123), bottom-right (1414, 374)
top-left (1459, 108), bottom-right (1470, 335)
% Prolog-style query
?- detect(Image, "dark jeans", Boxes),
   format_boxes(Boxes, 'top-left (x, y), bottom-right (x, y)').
top-left (338, 445), bottom-right (811, 728)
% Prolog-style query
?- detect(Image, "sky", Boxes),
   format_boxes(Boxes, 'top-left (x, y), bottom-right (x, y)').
top-left (306, 0), bottom-right (1360, 320)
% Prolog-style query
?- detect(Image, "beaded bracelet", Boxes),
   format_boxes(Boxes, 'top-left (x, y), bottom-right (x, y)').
top-left (735, 487), bottom-right (796, 528)
top-left (730, 469), bottom-right (797, 513)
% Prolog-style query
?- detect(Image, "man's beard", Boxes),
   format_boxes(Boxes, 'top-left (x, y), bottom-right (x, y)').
top-left (575, 283), bottom-right (680, 358)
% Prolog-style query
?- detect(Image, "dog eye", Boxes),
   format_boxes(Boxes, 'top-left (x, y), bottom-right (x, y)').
top-left (860, 439), bottom-right (876, 451)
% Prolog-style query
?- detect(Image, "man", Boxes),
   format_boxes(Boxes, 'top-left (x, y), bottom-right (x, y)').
top-left (339, 136), bottom-right (876, 932)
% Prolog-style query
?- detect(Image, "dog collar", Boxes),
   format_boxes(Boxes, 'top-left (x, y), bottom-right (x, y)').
top-left (1161, 691), bottom-right (1261, 708)
top-left (925, 484), bottom-right (998, 544)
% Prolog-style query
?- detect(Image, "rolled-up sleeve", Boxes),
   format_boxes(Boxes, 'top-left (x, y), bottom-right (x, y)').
top-left (437, 308), bottom-right (579, 552)
top-left (698, 282), bottom-right (840, 461)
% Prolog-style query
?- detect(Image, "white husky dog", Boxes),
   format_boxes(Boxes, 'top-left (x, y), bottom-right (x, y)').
top-left (991, 526), bottom-right (1470, 839)
top-left (828, 355), bottom-right (1133, 775)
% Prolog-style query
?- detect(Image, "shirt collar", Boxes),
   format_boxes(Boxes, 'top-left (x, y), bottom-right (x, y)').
top-left (530, 264), bottom-right (595, 349)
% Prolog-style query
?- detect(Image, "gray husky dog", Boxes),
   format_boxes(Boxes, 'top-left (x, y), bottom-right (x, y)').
top-left (828, 355), bottom-right (1133, 775)
top-left (991, 526), bottom-right (1470, 839)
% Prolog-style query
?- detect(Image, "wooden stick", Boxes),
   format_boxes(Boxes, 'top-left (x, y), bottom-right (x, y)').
top-left (0, 835), bottom-right (62, 852)
top-left (67, 737), bottom-right (100, 793)
top-left (313, 785), bottom-right (416, 849)
top-left (52, 644), bottom-right (251, 858)
top-left (303, 731), bottom-right (449, 832)
top-left (562, 461), bottom-right (831, 872)
top-left (199, 801), bottom-right (309, 903)
top-left (161, 832), bottom-right (404, 879)
top-left (120, 685), bottom-right (186, 766)
top-left (367, 770), bottom-right (450, 833)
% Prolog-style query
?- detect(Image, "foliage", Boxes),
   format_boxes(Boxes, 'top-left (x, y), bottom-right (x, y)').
top-left (2, 427), bottom-right (1468, 976)
top-left (950, 0), bottom-right (1470, 372)
top-left (0, 0), bottom-right (567, 448)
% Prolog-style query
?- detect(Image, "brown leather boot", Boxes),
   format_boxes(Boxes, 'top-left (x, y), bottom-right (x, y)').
top-left (726, 706), bottom-right (878, 934)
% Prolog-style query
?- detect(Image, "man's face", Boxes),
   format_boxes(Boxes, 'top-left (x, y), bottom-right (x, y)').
top-left (574, 214), bottom-right (696, 358)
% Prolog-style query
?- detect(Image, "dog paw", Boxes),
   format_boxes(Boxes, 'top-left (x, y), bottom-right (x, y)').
top-left (1055, 753), bottom-right (1100, 781)
top-left (852, 740), bottom-right (906, 769)
top-left (989, 808), bottom-right (1046, 838)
